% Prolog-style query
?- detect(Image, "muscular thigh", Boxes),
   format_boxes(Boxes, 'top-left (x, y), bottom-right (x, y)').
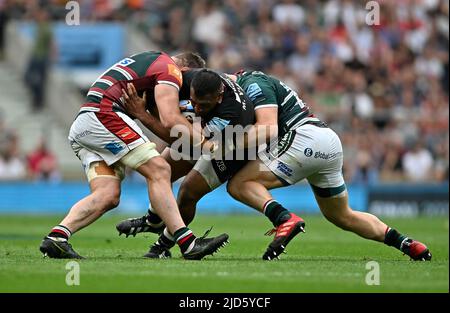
top-left (230, 158), bottom-right (284, 190)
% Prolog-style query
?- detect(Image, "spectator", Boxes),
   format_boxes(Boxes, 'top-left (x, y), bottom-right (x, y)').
top-left (0, 0), bottom-right (8, 60)
top-left (23, 8), bottom-right (53, 112)
top-left (27, 138), bottom-right (60, 182)
top-left (3, 0), bottom-right (448, 184)
top-left (0, 132), bottom-right (26, 181)
top-left (402, 140), bottom-right (434, 182)
top-left (0, 110), bottom-right (15, 156)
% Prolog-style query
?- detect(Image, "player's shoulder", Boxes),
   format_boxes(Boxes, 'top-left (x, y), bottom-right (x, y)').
top-left (141, 51), bottom-right (182, 88)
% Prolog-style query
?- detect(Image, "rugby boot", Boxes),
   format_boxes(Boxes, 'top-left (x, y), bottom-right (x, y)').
top-left (262, 213), bottom-right (305, 260)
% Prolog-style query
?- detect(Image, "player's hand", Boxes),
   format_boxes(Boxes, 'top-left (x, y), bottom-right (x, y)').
top-left (121, 83), bottom-right (147, 119)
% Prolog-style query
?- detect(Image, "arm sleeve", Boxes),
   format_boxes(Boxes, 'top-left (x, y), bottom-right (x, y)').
top-left (245, 81), bottom-right (278, 110)
top-left (146, 53), bottom-right (183, 91)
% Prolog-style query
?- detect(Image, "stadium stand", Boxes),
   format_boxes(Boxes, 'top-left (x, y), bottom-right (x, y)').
top-left (0, 0), bottom-right (448, 185)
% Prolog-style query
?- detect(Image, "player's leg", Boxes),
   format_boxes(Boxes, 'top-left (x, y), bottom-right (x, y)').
top-left (59, 166), bottom-right (121, 232)
top-left (227, 129), bottom-right (309, 260)
top-left (115, 147), bottom-right (195, 237)
top-left (309, 127), bottom-right (431, 261)
top-left (40, 160), bottom-right (124, 259)
top-left (227, 158), bottom-right (305, 260)
top-left (227, 158), bottom-right (283, 213)
top-left (315, 191), bottom-right (387, 241)
top-left (144, 157), bottom-right (228, 259)
top-left (314, 191), bottom-right (431, 261)
top-left (121, 143), bottom-right (228, 260)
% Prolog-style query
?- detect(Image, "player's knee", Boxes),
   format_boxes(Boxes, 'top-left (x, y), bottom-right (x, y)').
top-left (146, 157), bottom-right (171, 182)
top-left (226, 179), bottom-right (243, 200)
top-left (93, 187), bottom-right (120, 212)
top-left (103, 191), bottom-right (120, 211)
top-left (178, 182), bottom-right (199, 206)
top-left (324, 210), bottom-right (353, 231)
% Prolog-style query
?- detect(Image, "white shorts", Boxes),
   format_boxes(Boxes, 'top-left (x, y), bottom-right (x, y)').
top-left (259, 123), bottom-right (346, 197)
top-left (68, 110), bottom-right (159, 178)
top-left (193, 156), bottom-right (247, 190)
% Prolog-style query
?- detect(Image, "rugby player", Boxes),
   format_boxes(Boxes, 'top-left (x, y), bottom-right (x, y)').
top-left (225, 70), bottom-right (431, 261)
top-left (118, 65), bottom-right (432, 262)
top-left (39, 51), bottom-right (229, 260)
top-left (118, 68), bottom-right (303, 260)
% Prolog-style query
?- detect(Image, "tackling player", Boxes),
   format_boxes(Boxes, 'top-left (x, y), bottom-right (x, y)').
top-left (39, 51), bottom-right (229, 260)
top-left (225, 70), bottom-right (431, 261)
top-left (117, 65), bottom-right (432, 262)
top-left (118, 68), bottom-right (303, 260)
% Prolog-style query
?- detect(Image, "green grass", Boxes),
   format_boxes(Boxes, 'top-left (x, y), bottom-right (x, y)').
top-left (0, 214), bottom-right (448, 293)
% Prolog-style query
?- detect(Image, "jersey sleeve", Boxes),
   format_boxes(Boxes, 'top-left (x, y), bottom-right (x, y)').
top-left (204, 117), bottom-right (231, 135)
top-left (146, 53), bottom-right (183, 91)
top-left (244, 81), bottom-right (278, 110)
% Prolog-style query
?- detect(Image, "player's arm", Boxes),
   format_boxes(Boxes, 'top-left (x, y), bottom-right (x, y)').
top-left (244, 107), bottom-right (278, 149)
top-left (155, 84), bottom-right (216, 153)
top-left (151, 56), bottom-right (215, 152)
top-left (121, 83), bottom-right (173, 143)
top-left (154, 84), bottom-right (194, 138)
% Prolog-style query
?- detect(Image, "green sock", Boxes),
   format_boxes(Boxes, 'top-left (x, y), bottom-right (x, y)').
top-left (263, 200), bottom-right (290, 227)
top-left (384, 228), bottom-right (409, 251)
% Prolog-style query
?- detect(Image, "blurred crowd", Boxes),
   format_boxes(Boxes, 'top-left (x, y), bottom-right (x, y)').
top-left (0, 0), bottom-right (448, 184)
top-left (0, 111), bottom-right (60, 182)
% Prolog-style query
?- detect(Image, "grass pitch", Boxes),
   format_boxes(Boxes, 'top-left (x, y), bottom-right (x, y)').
top-left (0, 214), bottom-right (448, 293)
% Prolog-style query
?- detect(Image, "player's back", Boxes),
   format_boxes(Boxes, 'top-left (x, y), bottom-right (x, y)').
top-left (82, 51), bottom-right (182, 114)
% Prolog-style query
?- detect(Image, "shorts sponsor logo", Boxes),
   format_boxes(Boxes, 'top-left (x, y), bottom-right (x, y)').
top-left (116, 127), bottom-right (139, 141)
top-left (215, 160), bottom-right (227, 172)
top-left (276, 161), bottom-right (292, 177)
top-left (304, 148), bottom-right (313, 157)
top-left (314, 151), bottom-right (341, 159)
top-left (75, 130), bottom-right (92, 140)
top-left (105, 142), bottom-right (124, 155)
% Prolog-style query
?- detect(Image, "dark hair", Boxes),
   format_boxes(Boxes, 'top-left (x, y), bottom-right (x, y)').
top-left (173, 52), bottom-right (206, 68)
top-left (191, 69), bottom-right (222, 98)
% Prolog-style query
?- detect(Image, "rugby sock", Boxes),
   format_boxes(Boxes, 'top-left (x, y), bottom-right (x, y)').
top-left (146, 206), bottom-right (163, 225)
top-left (158, 228), bottom-right (176, 248)
top-left (48, 225), bottom-right (71, 240)
top-left (263, 199), bottom-right (291, 226)
top-left (384, 227), bottom-right (410, 252)
top-left (173, 227), bottom-right (196, 254)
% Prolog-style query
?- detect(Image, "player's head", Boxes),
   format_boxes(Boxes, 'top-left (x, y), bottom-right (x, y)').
top-left (190, 69), bottom-right (224, 117)
top-left (172, 52), bottom-right (206, 70)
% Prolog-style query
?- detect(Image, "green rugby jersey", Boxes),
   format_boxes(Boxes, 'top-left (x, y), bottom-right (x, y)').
top-left (236, 71), bottom-right (319, 137)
